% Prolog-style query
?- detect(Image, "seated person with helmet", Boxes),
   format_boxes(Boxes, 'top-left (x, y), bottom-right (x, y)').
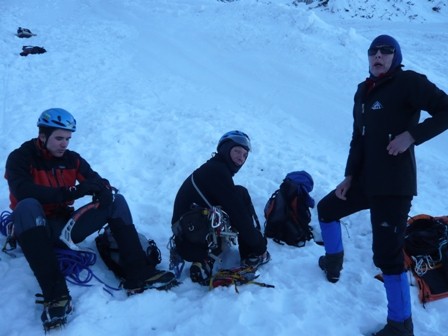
top-left (4, 108), bottom-right (176, 331)
top-left (170, 130), bottom-right (270, 286)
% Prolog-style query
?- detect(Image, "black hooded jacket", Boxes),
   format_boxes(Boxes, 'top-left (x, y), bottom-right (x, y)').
top-left (171, 153), bottom-right (266, 254)
top-left (345, 68), bottom-right (448, 196)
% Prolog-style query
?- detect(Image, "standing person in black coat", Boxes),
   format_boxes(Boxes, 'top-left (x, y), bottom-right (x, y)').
top-left (317, 35), bottom-right (448, 336)
top-left (171, 130), bottom-right (269, 286)
top-left (5, 108), bottom-right (175, 331)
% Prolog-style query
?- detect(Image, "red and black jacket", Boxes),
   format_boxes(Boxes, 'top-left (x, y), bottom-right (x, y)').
top-left (5, 138), bottom-right (103, 218)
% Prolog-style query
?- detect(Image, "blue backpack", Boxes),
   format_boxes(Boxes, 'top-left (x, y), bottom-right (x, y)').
top-left (264, 171), bottom-right (315, 247)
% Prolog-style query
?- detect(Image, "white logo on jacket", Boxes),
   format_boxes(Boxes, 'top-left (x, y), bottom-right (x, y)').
top-left (371, 101), bottom-right (383, 110)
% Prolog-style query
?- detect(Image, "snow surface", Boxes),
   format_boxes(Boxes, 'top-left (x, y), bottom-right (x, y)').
top-left (1, 0), bottom-right (448, 335)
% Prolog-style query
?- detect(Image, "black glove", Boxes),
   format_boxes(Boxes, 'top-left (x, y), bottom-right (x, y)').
top-left (93, 186), bottom-right (115, 209)
top-left (65, 179), bottom-right (105, 200)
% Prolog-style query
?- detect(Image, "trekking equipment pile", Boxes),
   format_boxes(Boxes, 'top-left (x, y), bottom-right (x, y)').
top-left (15, 26), bottom-right (46, 56)
top-left (20, 45), bottom-right (46, 56)
top-left (264, 171), bottom-right (315, 247)
top-left (404, 214), bottom-right (448, 304)
top-left (16, 27), bottom-right (36, 38)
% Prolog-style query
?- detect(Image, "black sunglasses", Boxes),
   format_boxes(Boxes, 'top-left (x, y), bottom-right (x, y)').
top-left (368, 45), bottom-right (395, 56)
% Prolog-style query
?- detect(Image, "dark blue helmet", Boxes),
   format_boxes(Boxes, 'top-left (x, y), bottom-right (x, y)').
top-left (217, 130), bottom-right (251, 152)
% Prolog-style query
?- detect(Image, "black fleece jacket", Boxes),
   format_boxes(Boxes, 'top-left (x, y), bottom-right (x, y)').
top-left (171, 153), bottom-right (266, 253)
top-left (345, 68), bottom-right (448, 196)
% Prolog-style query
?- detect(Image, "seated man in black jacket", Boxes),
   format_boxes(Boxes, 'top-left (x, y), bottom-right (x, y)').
top-left (171, 130), bottom-right (269, 286)
top-left (5, 108), bottom-right (175, 331)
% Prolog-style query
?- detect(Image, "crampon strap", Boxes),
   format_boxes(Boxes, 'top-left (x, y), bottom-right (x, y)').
top-left (167, 235), bottom-right (185, 278)
top-left (210, 266), bottom-right (275, 293)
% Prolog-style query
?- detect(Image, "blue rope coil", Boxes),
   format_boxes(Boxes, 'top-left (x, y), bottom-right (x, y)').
top-left (1, 211), bottom-right (120, 293)
top-left (55, 248), bottom-right (121, 293)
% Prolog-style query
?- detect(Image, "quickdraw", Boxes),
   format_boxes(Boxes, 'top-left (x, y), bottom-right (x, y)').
top-left (412, 240), bottom-right (448, 277)
top-left (206, 206), bottom-right (237, 252)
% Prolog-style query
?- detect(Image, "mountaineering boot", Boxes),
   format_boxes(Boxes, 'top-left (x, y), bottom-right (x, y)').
top-left (124, 269), bottom-right (177, 294)
top-left (17, 226), bottom-right (72, 330)
top-left (318, 252), bottom-right (344, 283)
top-left (372, 317), bottom-right (414, 336)
top-left (39, 294), bottom-right (74, 332)
top-left (241, 250), bottom-right (271, 268)
top-left (108, 219), bottom-right (176, 293)
top-left (319, 220), bottom-right (344, 283)
top-left (190, 258), bottom-right (215, 286)
top-left (373, 273), bottom-right (413, 335)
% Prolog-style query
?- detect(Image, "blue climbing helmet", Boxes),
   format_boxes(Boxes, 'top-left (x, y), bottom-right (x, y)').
top-left (217, 130), bottom-right (251, 152)
top-left (37, 108), bottom-right (77, 132)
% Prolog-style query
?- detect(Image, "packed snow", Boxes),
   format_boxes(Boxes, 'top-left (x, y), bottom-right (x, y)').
top-left (1, 0), bottom-right (447, 335)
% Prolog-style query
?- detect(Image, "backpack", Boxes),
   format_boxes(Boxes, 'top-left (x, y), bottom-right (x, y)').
top-left (404, 214), bottom-right (448, 305)
top-left (95, 225), bottom-right (162, 280)
top-left (264, 171), bottom-right (315, 247)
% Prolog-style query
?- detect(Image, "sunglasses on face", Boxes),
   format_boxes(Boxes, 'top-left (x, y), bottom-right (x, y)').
top-left (367, 45), bottom-right (395, 56)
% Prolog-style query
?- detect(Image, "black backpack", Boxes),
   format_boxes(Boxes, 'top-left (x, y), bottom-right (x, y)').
top-left (403, 214), bottom-right (448, 304)
top-left (264, 171), bottom-right (315, 247)
top-left (95, 225), bottom-right (162, 280)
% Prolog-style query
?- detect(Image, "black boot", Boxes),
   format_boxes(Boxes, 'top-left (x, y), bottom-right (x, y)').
top-left (318, 251), bottom-right (344, 283)
top-left (373, 317), bottom-right (414, 336)
top-left (108, 219), bottom-right (176, 293)
top-left (17, 227), bottom-right (72, 330)
top-left (190, 257), bottom-right (215, 286)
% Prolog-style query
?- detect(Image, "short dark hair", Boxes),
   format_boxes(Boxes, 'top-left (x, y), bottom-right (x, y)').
top-left (38, 126), bottom-right (57, 138)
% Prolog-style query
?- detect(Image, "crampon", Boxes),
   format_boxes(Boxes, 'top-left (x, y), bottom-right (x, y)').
top-left (125, 271), bottom-right (181, 296)
top-left (210, 266), bottom-right (274, 292)
top-left (36, 294), bottom-right (73, 332)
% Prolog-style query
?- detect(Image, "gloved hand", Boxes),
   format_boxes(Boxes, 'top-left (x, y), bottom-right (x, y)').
top-left (65, 179), bottom-right (105, 200)
top-left (93, 186), bottom-right (115, 209)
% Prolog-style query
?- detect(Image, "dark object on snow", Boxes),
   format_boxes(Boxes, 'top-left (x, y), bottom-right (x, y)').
top-left (20, 46), bottom-right (46, 57)
top-left (403, 214), bottom-right (448, 304)
top-left (95, 225), bottom-right (162, 280)
top-left (16, 27), bottom-right (36, 38)
top-left (264, 171), bottom-right (315, 247)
